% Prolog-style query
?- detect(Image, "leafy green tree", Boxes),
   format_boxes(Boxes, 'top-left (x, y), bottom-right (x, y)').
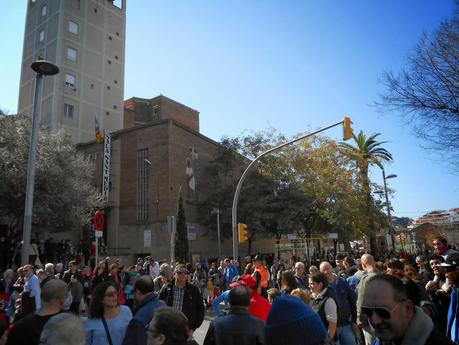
top-left (199, 129), bottom-right (368, 256)
top-left (339, 131), bottom-right (393, 254)
top-left (0, 115), bottom-right (101, 255)
top-left (175, 191), bottom-right (189, 262)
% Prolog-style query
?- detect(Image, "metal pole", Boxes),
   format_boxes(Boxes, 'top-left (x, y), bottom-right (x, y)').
top-left (21, 73), bottom-right (44, 266)
top-left (95, 237), bottom-right (99, 269)
top-left (231, 120), bottom-right (344, 260)
top-left (382, 169), bottom-right (395, 250)
top-left (216, 209), bottom-right (222, 259)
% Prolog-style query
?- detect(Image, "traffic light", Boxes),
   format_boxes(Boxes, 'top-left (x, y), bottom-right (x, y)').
top-left (342, 116), bottom-right (353, 140)
top-left (238, 223), bottom-right (248, 243)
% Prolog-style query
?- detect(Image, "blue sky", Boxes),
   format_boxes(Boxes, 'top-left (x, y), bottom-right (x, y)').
top-left (1, 1), bottom-right (458, 219)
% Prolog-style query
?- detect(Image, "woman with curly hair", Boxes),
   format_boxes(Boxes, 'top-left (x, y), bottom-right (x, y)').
top-left (85, 281), bottom-right (132, 345)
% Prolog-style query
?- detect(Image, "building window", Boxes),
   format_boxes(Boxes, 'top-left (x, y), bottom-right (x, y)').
top-left (152, 105), bottom-right (160, 117)
top-left (65, 74), bottom-right (76, 88)
top-left (39, 30), bottom-right (45, 42)
top-left (64, 103), bottom-right (74, 118)
top-left (137, 148), bottom-right (149, 221)
top-left (68, 20), bottom-right (78, 34)
top-left (67, 47), bottom-right (77, 61)
top-left (41, 5), bottom-right (47, 16)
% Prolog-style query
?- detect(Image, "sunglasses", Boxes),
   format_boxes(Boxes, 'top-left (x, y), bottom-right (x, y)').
top-left (361, 301), bottom-right (403, 320)
top-left (175, 270), bottom-right (189, 275)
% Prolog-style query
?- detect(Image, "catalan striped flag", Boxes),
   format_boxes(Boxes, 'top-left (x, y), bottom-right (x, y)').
top-left (95, 114), bottom-right (104, 144)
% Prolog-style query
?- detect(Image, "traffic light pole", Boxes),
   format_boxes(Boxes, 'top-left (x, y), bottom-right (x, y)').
top-left (231, 119), bottom-right (346, 260)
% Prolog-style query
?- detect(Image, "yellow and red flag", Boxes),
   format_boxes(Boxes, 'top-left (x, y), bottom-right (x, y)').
top-left (95, 115), bottom-right (104, 144)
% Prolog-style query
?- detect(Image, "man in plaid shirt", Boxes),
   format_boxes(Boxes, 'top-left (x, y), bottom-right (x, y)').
top-left (158, 264), bottom-right (205, 335)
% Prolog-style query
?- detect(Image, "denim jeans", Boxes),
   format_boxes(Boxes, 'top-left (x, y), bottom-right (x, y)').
top-left (337, 324), bottom-right (357, 345)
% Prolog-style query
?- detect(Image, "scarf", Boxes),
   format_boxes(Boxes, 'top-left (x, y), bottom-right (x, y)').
top-left (436, 243), bottom-right (452, 256)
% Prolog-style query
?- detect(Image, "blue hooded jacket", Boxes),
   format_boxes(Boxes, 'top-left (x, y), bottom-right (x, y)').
top-left (122, 293), bottom-right (165, 345)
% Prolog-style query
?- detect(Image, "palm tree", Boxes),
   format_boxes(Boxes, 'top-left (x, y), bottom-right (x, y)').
top-left (339, 131), bottom-right (392, 254)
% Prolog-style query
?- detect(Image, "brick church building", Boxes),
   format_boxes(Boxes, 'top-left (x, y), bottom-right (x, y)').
top-left (78, 95), bottom-right (239, 262)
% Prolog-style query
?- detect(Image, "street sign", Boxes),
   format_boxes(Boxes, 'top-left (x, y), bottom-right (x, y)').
top-left (187, 226), bottom-right (196, 241)
top-left (93, 210), bottom-right (105, 231)
top-left (328, 233), bottom-right (338, 239)
top-left (287, 233), bottom-right (297, 240)
top-left (102, 133), bottom-right (111, 202)
top-left (167, 216), bottom-right (176, 233)
top-left (95, 230), bottom-right (103, 238)
top-left (144, 230), bottom-right (151, 247)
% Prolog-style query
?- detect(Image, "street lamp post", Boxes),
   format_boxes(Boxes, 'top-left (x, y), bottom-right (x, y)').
top-left (381, 169), bottom-right (397, 251)
top-left (21, 60), bottom-right (59, 266)
top-left (212, 208), bottom-right (222, 259)
top-left (231, 119), bottom-right (350, 260)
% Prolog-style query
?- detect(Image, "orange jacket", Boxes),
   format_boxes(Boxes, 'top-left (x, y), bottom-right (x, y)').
top-left (253, 265), bottom-right (268, 288)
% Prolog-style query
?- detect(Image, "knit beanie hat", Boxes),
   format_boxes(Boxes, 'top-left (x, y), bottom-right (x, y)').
top-left (265, 295), bottom-right (327, 345)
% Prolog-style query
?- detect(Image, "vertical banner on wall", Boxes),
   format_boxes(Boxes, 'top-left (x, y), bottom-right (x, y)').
top-left (102, 132), bottom-right (111, 202)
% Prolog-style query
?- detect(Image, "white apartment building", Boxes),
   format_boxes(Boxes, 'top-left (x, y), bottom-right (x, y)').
top-left (18, 0), bottom-right (126, 143)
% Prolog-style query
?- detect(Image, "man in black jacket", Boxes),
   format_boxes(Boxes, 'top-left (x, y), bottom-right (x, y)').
top-left (158, 264), bottom-right (204, 334)
top-left (203, 285), bottom-right (264, 345)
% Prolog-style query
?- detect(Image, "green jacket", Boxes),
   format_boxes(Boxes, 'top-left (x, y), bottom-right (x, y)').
top-left (356, 268), bottom-right (380, 327)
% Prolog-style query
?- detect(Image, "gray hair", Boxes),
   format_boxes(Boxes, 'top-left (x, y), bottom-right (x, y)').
top-left (45, 263), bottom-right (55, 273)
top-left (40, 313), bottom-right (85, 345)
top-left (294, 262), bottom-right (305, 269)
top-left (416, 255), bottom-right (425, 262)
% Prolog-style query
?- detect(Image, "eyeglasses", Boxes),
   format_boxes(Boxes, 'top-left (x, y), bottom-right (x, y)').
top-left (104, 291), bottom-right (118, 297)
top-left (361, 301), bottom-right (404, 320)
top-left (433, 242), bottom-right (442, 246)
top-left (175, 270), bottom-right (189, 275)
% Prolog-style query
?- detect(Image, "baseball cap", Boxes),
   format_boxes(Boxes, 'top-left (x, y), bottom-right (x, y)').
top-left (440, 261), bottom-right (457, 272)
top-left (230, 274), bottom-right (257, 288)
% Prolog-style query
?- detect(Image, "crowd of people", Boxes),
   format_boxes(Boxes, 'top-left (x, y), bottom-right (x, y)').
top-left (0, 236), bottom-right (459, 345)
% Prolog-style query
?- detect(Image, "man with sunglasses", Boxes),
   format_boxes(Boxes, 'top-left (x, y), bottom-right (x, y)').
top-left (362, 274), bottom-right (454, 345)
top-left (158, 264), bottom-right (204, 336)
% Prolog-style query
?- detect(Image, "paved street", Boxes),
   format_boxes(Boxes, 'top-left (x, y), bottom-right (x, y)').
top-left (193, 307), bottom-right (217, 344)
